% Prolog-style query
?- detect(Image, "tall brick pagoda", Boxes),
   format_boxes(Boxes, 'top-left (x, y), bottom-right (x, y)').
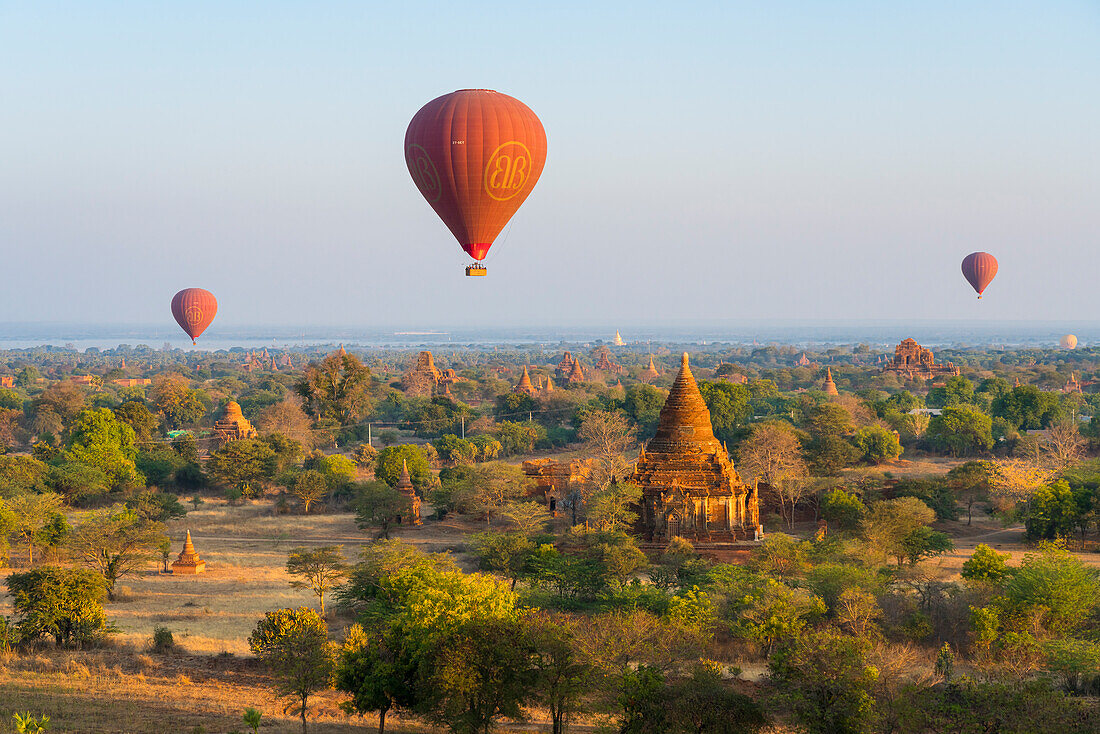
top-left (629, 353), bottom-right (760, 543)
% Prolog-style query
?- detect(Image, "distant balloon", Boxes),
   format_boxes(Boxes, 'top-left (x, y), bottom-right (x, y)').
top-left (405, 89), bottom-right (548, 276)
top-left (961, 252), bottom-right (998, 299)
top-left (171, 288), bottom-right (218, 344)
top-left (1061, 334), bottom-right (1078, 350)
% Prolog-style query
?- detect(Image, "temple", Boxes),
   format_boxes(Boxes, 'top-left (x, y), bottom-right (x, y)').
top-left (613, 330), bottom-right (625, 347)
top-left (555, 352), bottom-right (579, 381)
top-left (592, 346), bottom-right (624, 375)
top-left (402, 351), bottom-right (457, 396)
top-left (171, 530), bottom-right (206, 574)
top-left (641, 356), bottom-right (661, 382)
top-left (883, 339), bottom-right (960, 381)
top-left (213, 401), bottom-right (258, 443)
top-left (513, 366), bottom-right (540, 397)
top-left (628, 353), bottom-right (760, 543)
top-left (822, 367), bottom-right (839, 396)
top-left (394, 459), bottom-right (421, 525)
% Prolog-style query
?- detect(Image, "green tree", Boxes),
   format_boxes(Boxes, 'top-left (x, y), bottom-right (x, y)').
top-left (769, 629), bottom-right (877, 734)
top-left (667, 662), bottom-right (767, 734)
top-left (286, 546), bottom-right (350, 616)
top-left (861, 497), bottom-right (936, 567)
top-left (113, 400), bottom-right (159, 442)
top-left (927, 405), bottom-right (993, 457)
top-left (946, 460), bottom-right (994, 525)
top-left (206, 438), bottom-right (276, 491)
top-left (586, 481), bottom-right (642, 532)
top-left (7, 491), bottom-right (64, 564)
top-left (698, 381), bottom-right (752, 444)
top-left (374, 445), bottom-right (431, 488)
top-left (992, 385), bottom-right (1064, 430)
top-left (852, 425), bottom-right (902, 464)
top-left (494, 420), bottom-right (546, 457)
top-left (622, 384), bottom-right (665, 437)
top-left (6, 566), bottom-right (107, 646)
top-left (527, 613), bottom-right (593, 734)
top-left (1003, 542), bottom-right (1100, 635)
top-left (0, 455), bottom-right (48, 495)
top-left (151, 374), bottom-right (206, 428)
top-left (470, 531), bottom-right (535, 590)
top-left (434, 434), bottom-right (478, 466)
top-left (336, 623), bottom-right (417, 734)
top-left (68, 506), bottom-right (166, 599)
top-left (961, 543), bottom-right (1010, 584)
top-left (46, 462), bottom-right (110, 505)
top-left (354, 480), bottom-right (409, 536)
top-left (295, 352), bottom-right (372, 427)
top-left (249, 608), bottom-right (336, 734)
top-left (292, 470), bottom-right (329, 514)
top-left (1026, 480), bottom-right (1081, 540)
top-left (455, 462), bottom-right (532, 527)
top-left (820, 489), bottom-right (866, 532)
top-left (64, 408), bottom-right (144, 488)
top-left (900, 526), bottom-right (954, 565)
top-left (927, 375), bottom-right (975, 408)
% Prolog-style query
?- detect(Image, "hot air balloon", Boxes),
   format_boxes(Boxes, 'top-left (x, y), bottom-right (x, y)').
top-left (961, 252), bottom-right (998, 298)
top-left (405, 89), bottom-right (547, 276)
top-left (171, 288), bottom-right (218, 344)
top-left (1061, 334), bottom-right (1078, 350)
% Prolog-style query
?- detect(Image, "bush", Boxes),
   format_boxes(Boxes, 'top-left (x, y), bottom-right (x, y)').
top-left (152, 625), bottom-right (175, 653)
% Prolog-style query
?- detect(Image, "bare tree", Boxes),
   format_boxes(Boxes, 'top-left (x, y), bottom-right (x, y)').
top-left (1038, 420), bottom-right (1088, 471)
top-left (257, 395), bottom-right (316, 448)
top-left (286, 545), bottom-right (350, 616)
top-left (579, 410), bottom-right (636, 491)
top-left (738, 422), bottom-right (808, 527)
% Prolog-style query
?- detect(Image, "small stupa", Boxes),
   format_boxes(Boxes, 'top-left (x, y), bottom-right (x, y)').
top-left (567, 359), bottom-right (586, 384)
top-left (513, 366), bottom-right (540, 397)
top-left (642, 356), bottom-right (661, 382)
top-left (171, 530), bottom-right (206, 574)
top-left (822, 367), bottom-right (839, 396)
top-left (544, 375), bottom-right (555, 393)
top-left (395, 460), bottom-right (421, 526)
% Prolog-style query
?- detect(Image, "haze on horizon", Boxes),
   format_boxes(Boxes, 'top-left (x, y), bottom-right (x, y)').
top-left (1, 2), bottom-right (1097, 331)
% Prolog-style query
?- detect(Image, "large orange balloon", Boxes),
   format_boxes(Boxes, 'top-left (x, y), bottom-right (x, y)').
top-left (961, 252), bottom-right (998, 298)
top-left (171, 288), bottom-right (218, 344)
top-left (405, 89), bottom-right (547, 274)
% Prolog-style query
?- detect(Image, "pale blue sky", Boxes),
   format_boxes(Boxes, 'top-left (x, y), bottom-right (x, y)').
top-left (1, 1), bottom-right (1097, 330)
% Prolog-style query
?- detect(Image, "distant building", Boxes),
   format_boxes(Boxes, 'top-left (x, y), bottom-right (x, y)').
top-left (513, 366), bottom-right (541, 398)
top-left (0, 376), bottom-right (13, 388)
top-left (883, 338), bottom-right (960, 381)
top-left (1064, 373), bottom-right (1083, 394)
top-left (629, 354), bottom-right (760, 543)
top-left (613, 330), bottom-right (625, 347)
top-left (402, 351), bottom-right (457, 396)
top-left (592, 346), bottom-right (624, 375)
top-left (641, 356), bottom-right (661, 383)
top-left (171, 530), bottom-right (206, 574)
top-left (821, 367), bottom-right (839, 396)
top-left (796, 353), bottom-right (812, 367)
top-left (112, 378), bottom-right (151, 387)
top-left (394, 460), bottom-right (421, 526)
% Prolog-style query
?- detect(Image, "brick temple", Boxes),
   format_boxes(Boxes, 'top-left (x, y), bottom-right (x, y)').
top-left (629, 353), bottom-right (760, 543)
top-left (213, 401), bottom-right (257, 443)
top-left (883, 338), bottom-right (960, 381)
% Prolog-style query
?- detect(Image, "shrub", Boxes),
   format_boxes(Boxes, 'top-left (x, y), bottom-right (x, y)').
top-left (151, 625), bottom-right (175, 653)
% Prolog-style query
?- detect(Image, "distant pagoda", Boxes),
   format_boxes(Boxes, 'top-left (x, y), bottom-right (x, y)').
top-left (171, 530), bottom-right (206, 574)
top-left (513, 366), bottom-right (540, 398)
top-left (613, 330), bottom-right (625, 347)
top-left (883, 339), bottom-right (960, 381)
top-left (641, 356), bottom-right (661, 382)
top-left (213, 401), bottom-right (258, 443)
top-left (628, 354), bottom-right (760, 543)
top-left (395, 459), bottom-right (421, 526)
top-left (822, 367), bottom-right (839, 396)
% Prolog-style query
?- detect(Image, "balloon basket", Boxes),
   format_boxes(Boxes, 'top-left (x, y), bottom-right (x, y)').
top-left (465, 265), bottom-right (488, 277)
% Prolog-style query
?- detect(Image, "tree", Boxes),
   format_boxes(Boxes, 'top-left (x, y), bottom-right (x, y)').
top-left (419, 617), bottom-right (538, 734)
top-left (698, 381), bottom-right (752, 444)
top-left (206, 438), bottom-right (276, 491)
top-left (249, 608), bottom-right (336, 734)
top-left (125, 490), bottom-right (187, 522)
top-left (6, 566), bottom-right (107, 646)
top-left (989, 459), bottom-right (1057, 513)
top-left (927, 405), bottom-right (993, 457)
top-left (296, 353), bottom-right (372, 427)
top-left (458, 463), bottom-right (533, 527)
top-left (861, 497), bottom-right (936, 567)
top-left (0, 455), bottom-right (48, 495)
top-left (1003, 542), bottom-right (1100, 635)
top-left (899, 526), bottom-right (954, 565)
top-left (68, 506), bottom-right (166, 599)
top-left (1026, 480), bottom-right (1081, 539)
top-left (336, 623), bottom-right (417, 734)
top-left (434, 434), bottom-right (478, 466)
top-left (470, 531), bottom-right (537, 590)
top-left (151, 374), bottom-right (206, 428)
top-left (64, 408), bottom-right (144, 489)
top-left (622, 384), bottom-right (665, 437)
top-left (947, 460), bottom-right (994, 525)
top-left (820, 489), bottom-right (866, 532)
top-left (527, 613), bottom-right (593, 734)
top-left (374, 445), bottom-right (431, 489)
top-left (852, 425), bottom-right (902, 464)
top-left (500, 501), bottom-right (551, 535)
top-left (113, 400), bottom-right (159, 442)
top-left (286, 546), bottom-right (350, 616)
top-left (992, 385), bottom-right (1063, 430)
top-left (585, 482), bottom-right (642, 532)
top-left (738, 421), bottom-right (809, 526)
top-left (961, 543), bottom-right (1010, 584)
top-left (769, 629), bottom-right (877, 734)
top-left (257, 395), bottom-right (316, 448)
top-left (667, 662), bottom-right (767, 734)
top-left (354, 481), bottom-right (409, 536)
top-left (352, 442), bottom-right (377, 471)
top-left (292, 470), bottom-right (328, 514)
top-left (493, 420), bottom-right (546, 456)
top-left (7, 491), bottom-right (63, 564)
top-left (927, 375), bottom-right (975, 408)
top-left (1037, 420), bottom-right (1088, 471)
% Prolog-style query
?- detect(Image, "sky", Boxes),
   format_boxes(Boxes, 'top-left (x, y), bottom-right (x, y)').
top-left (1, 1), bottom-right (1097, 333)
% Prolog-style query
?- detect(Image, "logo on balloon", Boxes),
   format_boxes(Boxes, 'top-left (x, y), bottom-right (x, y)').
top-left (406, 144), bottom-right (442, 203)
top-left (484, 141), bottom-right (533, 201)
top-left (185, 306), bottom-right (204, 325)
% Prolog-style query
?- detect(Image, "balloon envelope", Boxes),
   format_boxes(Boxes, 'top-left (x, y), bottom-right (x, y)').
top-left (961, 252), bottom-right (998, 298)
top-left (171, 288), bottom-right (218, 344)
top-left (405, 89), bottom-right (547, 267)
top-left (1061, 334), bottom-right (1078, 350)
